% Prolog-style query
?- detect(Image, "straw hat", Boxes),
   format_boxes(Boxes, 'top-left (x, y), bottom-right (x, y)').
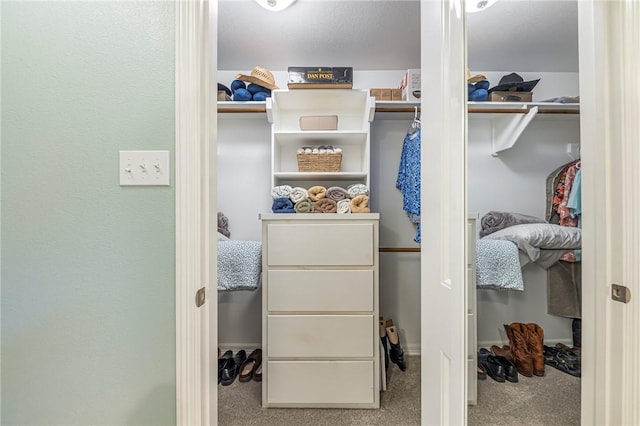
top-left (467, 69), bottom-right (488, 83)
top-left (236, 66), bottom-right (279, 90)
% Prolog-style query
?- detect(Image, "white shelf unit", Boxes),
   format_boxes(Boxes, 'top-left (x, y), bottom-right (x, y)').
top-left (266, 89), bottom-right (375, 189)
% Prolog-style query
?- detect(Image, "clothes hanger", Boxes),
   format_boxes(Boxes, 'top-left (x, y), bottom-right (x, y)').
top-left (407, 106), bottom-right (421, 137)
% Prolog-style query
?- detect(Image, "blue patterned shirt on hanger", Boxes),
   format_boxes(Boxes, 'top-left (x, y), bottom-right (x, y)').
top-left (396, 127), bottom-right (421, 243)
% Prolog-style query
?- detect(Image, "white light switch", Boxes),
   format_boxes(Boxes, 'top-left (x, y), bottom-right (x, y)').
top-left (119, 150), bottom-right (170, 186)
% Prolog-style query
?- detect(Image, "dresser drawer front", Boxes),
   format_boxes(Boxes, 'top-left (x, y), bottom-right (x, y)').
top-left (267, 360), bottom-right (374, 405)
top-left (467, 222), bottom-right (475, 266)
top-left (268, 270), bottom-right (374, 312)
top-left (467, 267), bottom-right (474, 314)
top-left (467, 358), bottom-right (477, 405)
top-left (267, 315), bottom-right (374, 357)
top-left (267, 223), bottom-right (374, 266)
top-left (467, 312), bottom-right (476, 354)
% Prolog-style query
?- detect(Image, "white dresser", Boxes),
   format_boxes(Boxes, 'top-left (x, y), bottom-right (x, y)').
top-left (467, 214), bottom-right (479, 405)
top-left (260, 213), bottom-right (380, 408)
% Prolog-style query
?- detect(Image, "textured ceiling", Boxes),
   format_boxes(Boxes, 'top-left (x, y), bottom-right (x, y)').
top-left (218, 0), bottom-right (578, 73)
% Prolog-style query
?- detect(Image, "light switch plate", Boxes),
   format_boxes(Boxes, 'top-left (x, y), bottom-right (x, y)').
top-left (120, 150), bottom-right (170, 186)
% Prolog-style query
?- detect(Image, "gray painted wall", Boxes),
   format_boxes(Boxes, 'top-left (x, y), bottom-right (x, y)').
top-left (1, 2), bottom-right (176, 424)
top-left (468, 111), bottom-right (580, 347)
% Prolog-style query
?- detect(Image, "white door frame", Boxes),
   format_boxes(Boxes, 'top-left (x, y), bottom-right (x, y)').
top-left (578, 1), bottom-right (640, 424)
top-left (175, 0), bottom-right (217, 424)
top-left (175, 1), bottom-right (640, 424)
top-left (420, 0), bottom-right (467, 424)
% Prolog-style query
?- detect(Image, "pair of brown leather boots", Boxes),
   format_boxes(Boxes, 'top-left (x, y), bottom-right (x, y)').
top-left (491, 322), bottom-right (545, 378)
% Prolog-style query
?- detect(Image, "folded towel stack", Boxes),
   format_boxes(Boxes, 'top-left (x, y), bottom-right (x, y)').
top-left (269, 184), bottom-right (371, 214)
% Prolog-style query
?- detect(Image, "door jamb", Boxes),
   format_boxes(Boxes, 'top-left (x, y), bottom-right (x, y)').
top-left (175, 0), bottom-right (217, 424)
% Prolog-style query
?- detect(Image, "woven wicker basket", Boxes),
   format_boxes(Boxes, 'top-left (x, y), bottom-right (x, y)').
top-left (297, 153), bottom-right (342, 172)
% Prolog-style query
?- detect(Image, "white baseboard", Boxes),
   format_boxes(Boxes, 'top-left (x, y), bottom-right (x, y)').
top-left (218, 340), bottom-right (574, 357)
top-left (218, 342), bottom-right (262, 353)
top-left (404, 343), bottom-right (421, 356)
top-left (219, 343), bottom-right (424, 355)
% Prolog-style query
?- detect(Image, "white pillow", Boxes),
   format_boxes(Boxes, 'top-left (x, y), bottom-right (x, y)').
top-left (482, 223), bottom-right (581, 262)
top-left (217, 232), bottom-right (230, 241)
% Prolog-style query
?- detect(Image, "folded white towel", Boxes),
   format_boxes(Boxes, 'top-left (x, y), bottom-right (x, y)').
top-left (347, 183), bottom-right (369, 198)
top-left (289, 187), bottom-right (308, 203)
top-left (271, 185), bottom-right (293, 200)
top-left (337, 199), bottom-right (351, 214)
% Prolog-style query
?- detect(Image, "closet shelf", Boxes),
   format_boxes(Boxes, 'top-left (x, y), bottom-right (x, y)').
top-left (217, 100), bottom-right (579, 156)
top-left (273, 171), bottom-right (368, 181)
top-left (217, 101), bottom-right (267, 120)
top-left (218, 100), bottom-right (422, 120)
top-left (468, 102), bottom-right (580, 156)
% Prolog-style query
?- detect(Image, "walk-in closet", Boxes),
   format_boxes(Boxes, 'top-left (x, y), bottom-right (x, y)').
top-left (208, 0), bottom-right (584, 424)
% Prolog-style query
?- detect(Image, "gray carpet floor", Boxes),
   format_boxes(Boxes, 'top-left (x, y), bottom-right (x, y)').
top-left (218, 356), bottom-right (420, 426)
top-left (469, 364), bottom-right (581, 426)
top-left (218, 355), bottom-right (580, 425)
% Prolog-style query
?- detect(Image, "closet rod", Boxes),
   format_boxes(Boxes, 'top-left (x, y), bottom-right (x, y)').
top-left (468, 108), bottom-right (579, 114)
top-left (375, 107), bottom-right (421, 114)
top-left (379, 247), bottom-right (421, 253)
top-left (218, 107), bottom-right (267, 113)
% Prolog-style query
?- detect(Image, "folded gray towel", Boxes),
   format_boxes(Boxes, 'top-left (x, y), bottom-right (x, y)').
top-left (326, 186), bottom-right (350, 201)
top-left (480, 211), bottom-right (546, 238)
top-left (218, 212), bottom-right (230, 238)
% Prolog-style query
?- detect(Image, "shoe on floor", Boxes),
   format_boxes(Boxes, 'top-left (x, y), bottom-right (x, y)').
top-left (238, 348), bottom-right (262, 383)
top-left (385, 319), bottom-right (407, 371)
top-left (218, 350), bottom-right (233, 384)
top-left (221, 350), bottom-right (246, 386)
top-left (478, 348), bottom-right (507, 383)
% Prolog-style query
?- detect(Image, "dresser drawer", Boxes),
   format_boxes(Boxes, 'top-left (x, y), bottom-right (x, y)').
top-left (267, 223), bottom-right (374, 266)
top-left (268, 270), bottom-right (374, 312)
top-left (467, 222), bottom-right (475, 266)
top-left (267, 315), bottom-right (374, 357)
top-left (467, 267), bottom-right (474, 314)
top-left (467, 312), bottom-right (476, 355)
top-left (467, 358), bottom-right (477, 405)
top-left (267, 360), bottom-right (375, 405)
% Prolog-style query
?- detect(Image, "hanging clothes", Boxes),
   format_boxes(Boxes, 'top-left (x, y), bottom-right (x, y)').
top-left (567, 167), bottom-right (582, 227)
top-left (557, 160), bottom-right (580, 228)
top-left (546, 158), bottom-right (582, 319)
top-left (396, 122), bottom-right (421, 243)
